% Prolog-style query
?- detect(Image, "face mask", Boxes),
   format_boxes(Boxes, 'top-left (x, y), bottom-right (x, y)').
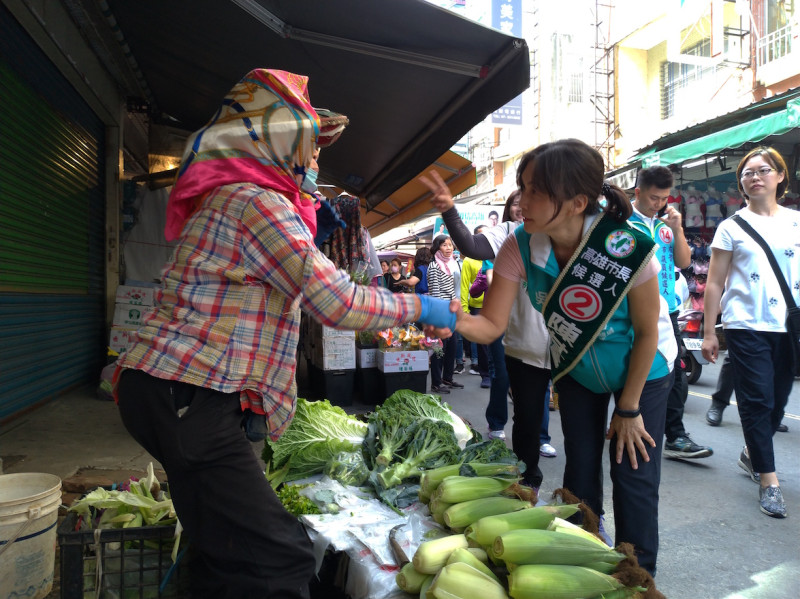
top-left (301, 168), bottom-right (319, 193)
top-left (391, 266), bottom-right (400, 274)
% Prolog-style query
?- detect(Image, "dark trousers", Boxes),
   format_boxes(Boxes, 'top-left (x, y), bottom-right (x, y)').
top-left (506, 356), bottom-right (551, 488)
top-left (556, 372), bottom-right (672, 576)
top-left (117, 369), bottom-right (315, 599)
top-left (485, 335), bottom-right (509, 431)
top-left (711, 353), bottom-right (735, 406)
top-left (468, 307), bottom-right (490, 377)
top-left (664, 311), bottom-right (688, 442)
top-left (726, 329), bottom-right (794, 473)
top-left (430, 334), bottom-right (457, 386)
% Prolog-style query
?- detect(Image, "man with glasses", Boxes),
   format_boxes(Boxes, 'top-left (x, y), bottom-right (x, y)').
top-left (629, 166), bottom-right (714, 460)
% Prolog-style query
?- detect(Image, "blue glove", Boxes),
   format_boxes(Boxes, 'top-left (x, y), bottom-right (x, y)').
top-left (417, 295), bottom-right (457, 330)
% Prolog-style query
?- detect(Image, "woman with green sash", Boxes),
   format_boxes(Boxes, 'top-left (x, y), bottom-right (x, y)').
top-left (446, 139), bottom-right (677, 576)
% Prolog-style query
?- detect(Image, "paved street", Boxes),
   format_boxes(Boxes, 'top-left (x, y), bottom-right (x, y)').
top-left (2, 354), bottom-right (798, 599)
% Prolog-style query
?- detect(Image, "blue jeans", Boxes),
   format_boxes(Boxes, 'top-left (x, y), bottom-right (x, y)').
top-left (455, 332), bottom-right (464, 367)
top-left (726, 329), bottom-right (794, 473)
top-left (485, 335), bottom-right (509, 430)
top-left (540, 385), bottom-right (551, 445)
top-left (556, 372), bottom-right (672, 577)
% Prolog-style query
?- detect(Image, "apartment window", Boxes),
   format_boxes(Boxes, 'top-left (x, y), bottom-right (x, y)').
top-left (552, 34), bottom-right (585, 104)
top-left (660, 40), bottom-right (719, 119)
top-left (757, 0), bottom-right (794, 65)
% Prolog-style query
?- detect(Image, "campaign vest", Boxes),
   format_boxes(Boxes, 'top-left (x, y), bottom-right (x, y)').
top-left (628, 210), bottom-right (679, 312)
top-left (516, 213), bottom-right (656, 393)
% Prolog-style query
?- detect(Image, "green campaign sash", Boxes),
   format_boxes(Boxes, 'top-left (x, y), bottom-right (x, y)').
top-left (542, 213), bottom-right (656, 384)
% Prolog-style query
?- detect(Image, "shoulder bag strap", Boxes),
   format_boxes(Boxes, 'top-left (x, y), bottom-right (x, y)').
top-left (731, 214), bottom-right (797, 309)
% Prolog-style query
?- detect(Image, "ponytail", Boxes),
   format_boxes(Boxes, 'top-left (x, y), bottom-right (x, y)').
top-left (600, 182), bottom-right (632, 222)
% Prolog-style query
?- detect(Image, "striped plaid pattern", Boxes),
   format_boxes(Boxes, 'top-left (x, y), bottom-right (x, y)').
top-left (120, 183), bottom-right (417, 439)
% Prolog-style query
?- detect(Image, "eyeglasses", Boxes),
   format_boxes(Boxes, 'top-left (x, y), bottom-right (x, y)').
top-left (740, 167), bottom-right (775, 180)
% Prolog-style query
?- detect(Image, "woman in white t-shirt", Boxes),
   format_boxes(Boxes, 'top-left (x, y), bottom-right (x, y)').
top-left (702, 146), bottom-right (800, 519)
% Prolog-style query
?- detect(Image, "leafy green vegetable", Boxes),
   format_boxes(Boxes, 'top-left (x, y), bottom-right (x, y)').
top-left (381, 390), bottom-right (472, 448)
top-left (368, 404), bottom-right (418, 467)
top-left (276, 484), bottom-right (321, 517)
top-left (324, 451), bottom-right (370, 487)
top-left (377, 420), bottom-right (460, 489)
top-left (458, 438), bottom-right (520, 465)
top-left (263, 398), bottom-right (368, 482)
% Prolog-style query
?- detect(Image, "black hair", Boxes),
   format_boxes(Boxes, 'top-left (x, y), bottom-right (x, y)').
top-left (502, 189), bottom-right (521, 223)
top-left (736, 146), bottom-right (790, 200)
top-left (516, 139), bottom-right (631, 223)
top-left (430, 235), bottom-right (452, 254)
top-left (636, 166), bottom-right (674, 190)
top-left (488, 210), bottom-right (498, 218)
top-left (473, 224), bottom-right (487, 234)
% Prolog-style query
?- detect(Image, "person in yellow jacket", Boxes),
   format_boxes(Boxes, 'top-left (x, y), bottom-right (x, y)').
top-left (461, 226), bottom-right (491, 388)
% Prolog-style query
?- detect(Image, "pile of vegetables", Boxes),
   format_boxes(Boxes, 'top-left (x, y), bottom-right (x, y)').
top-left (396, 471), bottom-right (656, 598)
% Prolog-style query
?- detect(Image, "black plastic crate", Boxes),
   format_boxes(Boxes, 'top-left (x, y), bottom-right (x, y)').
top-left (355, 367), bottom-right (384, 405)
top-left (58, 511), bottom-right (189, 598)
top-left (382, 370), bottom-right (428, 398)
top-left (308, 363), bottom-right (355, 407)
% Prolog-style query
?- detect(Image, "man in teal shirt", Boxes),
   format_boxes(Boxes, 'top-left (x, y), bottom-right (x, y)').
top-left (629, 166), bottom-right (713, 459)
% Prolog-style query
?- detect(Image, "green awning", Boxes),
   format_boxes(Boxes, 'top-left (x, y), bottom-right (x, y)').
top-left (637, 97), bottom-right (800, 168)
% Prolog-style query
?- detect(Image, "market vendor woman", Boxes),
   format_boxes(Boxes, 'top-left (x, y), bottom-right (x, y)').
top-left (114, 69), bottom-right (456, 599)
top-left (432, 139), bottom-right (676, 576)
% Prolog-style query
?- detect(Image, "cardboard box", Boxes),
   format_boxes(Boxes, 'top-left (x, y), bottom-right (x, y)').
top-left (376, 350), bottom-right (429, 373)
top-left (112, 303), bottom-right (148, 328)
top-left (356, 348), bottom-right (378, 369)
top-left (115, 285), bottom-right (155, 306)
top-left (308, 320), bottom-right (355, 339)
top-left (311, 337), bottom-right (356, 371)
top-left (109, 327), bottom-right (137, 354)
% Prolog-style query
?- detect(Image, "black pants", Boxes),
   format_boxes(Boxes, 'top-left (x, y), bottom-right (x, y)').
top-left (711, 353), bottom-right (735, 406)
top-left (726, 329), bottom-right (794, 473)
top-left (664, 311), bottom-right (688, 442)
top-left (556, 372), bottom-right (672, 577)
top-left (117, 369), bottom-right (315, 599)
top-left (430, 334), bottom-right (457, 386)
top-left (505, 356), bottom-right (551, 488)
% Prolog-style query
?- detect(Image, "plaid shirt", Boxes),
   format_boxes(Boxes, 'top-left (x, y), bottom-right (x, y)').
top-left (119, 183), bottom-right (417, 439)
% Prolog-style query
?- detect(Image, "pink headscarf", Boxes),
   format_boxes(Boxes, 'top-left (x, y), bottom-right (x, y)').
top-left (434, 250), bottom-right (458, 275)
top-left (165, 69), bottom-right (326, 241)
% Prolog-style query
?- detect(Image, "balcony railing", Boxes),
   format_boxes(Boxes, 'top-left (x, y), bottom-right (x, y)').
top-left (756, 23), bottom-right (794, 66)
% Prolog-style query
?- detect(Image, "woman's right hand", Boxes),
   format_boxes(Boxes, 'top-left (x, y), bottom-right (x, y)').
top-left (701, 335), bottom-right (719, 363)
top-left (419, 170), bottom-right (455, 212)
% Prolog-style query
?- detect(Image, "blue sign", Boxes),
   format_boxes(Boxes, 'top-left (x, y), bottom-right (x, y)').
top-left (491, 0), bottom-right (523, 125)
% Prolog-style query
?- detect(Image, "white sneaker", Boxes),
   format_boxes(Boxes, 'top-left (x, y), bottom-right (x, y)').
top-left (469, 368), bottom-right (480, 375)
top-left (539, 443), bottom-right (557, 458)
top-left (488, 430), bottom-right (506, 440)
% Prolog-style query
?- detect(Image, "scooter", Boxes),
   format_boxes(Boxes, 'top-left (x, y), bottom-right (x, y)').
top-left (677, 308), bottom-right (708, 384)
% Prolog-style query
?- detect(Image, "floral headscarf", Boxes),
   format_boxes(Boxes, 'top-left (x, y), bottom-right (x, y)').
top-left (165, 69), bottom-right (333, 241)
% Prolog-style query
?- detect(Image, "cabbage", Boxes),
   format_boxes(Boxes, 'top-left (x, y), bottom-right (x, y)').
top-left (382, 390), bottom-right (472, 449)
top-left (264, 398), bottom-right (368, 482)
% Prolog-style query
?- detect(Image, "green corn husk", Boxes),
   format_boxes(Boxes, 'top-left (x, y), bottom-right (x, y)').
top-left (419, 574), bottom-right (435, 599)
top-left (492, 529), bottom-right (625, 566)
top-left (507, 564), bottom-right (644, 599)
top-left (432, 476), bottom-right (517, 504)
top-left (445, 547), bottom-right (502, 584)
top-left (421, 462), bottom-right (521, 496)
top-left (465, 504), bottom-right (580, 547)
top-left (547, 517), bottom-right (611, 548)
top-left (466, 547), bottom-right (489, 563)
top-left (412, 534), bottom-right (470, 574)
top-left (429, 561), bottom-right (509, 599)
top-left (581, 561), bottom-right (617, 575)
top-left (396, 562), bottom-right (432, 593)
top-left (443, 496), bottom-right (532, 531)
top-left (429, 498), bottom-right (454, 526)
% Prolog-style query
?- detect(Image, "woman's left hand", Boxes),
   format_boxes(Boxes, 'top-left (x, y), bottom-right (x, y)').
top-left (606, 414), bottom-right (655, 469)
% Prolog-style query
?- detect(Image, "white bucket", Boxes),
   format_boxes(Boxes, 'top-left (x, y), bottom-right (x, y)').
top-left (0, 473), bottom-right (62, 599)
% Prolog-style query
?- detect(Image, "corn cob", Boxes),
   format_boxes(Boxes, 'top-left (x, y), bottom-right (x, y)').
top-left (465, 547), bottom-right (489, 563)
top-left (445, 547), bottom-right (502, 584)
top-left (492, 529), bottom-right (625, 566)
top-left (507, 564), bottom-right (643, 599)
top-left (432, 476), bottom-right (517, 503)
top-left (465, 504), bottom-right (580, 547)
top-left (443, 497), bottom-right (532, 531)
top-left (429, 498), bottom-right (454, 526)
top-left (581, 561), bottom-right (617, 575)
top-left (547, 517), bottom-right (611, 548)
top-left (421, 462), bottom-right (521, 496)
top-left (429, 561), bottom-right (509, 599)
top-left (419, 574), bottom-right (435, 599)
top-left (396, 562), bottom-right (432, 593)
top-left (412, 534), bottom-right (470, 574)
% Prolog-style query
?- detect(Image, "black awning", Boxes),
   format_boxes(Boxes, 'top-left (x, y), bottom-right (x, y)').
top-left (105, 0), bottom-right (530, 210)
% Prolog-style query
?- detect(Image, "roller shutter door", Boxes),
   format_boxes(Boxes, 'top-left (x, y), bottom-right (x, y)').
top-left (0, 5), bottom-right (106, 420)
